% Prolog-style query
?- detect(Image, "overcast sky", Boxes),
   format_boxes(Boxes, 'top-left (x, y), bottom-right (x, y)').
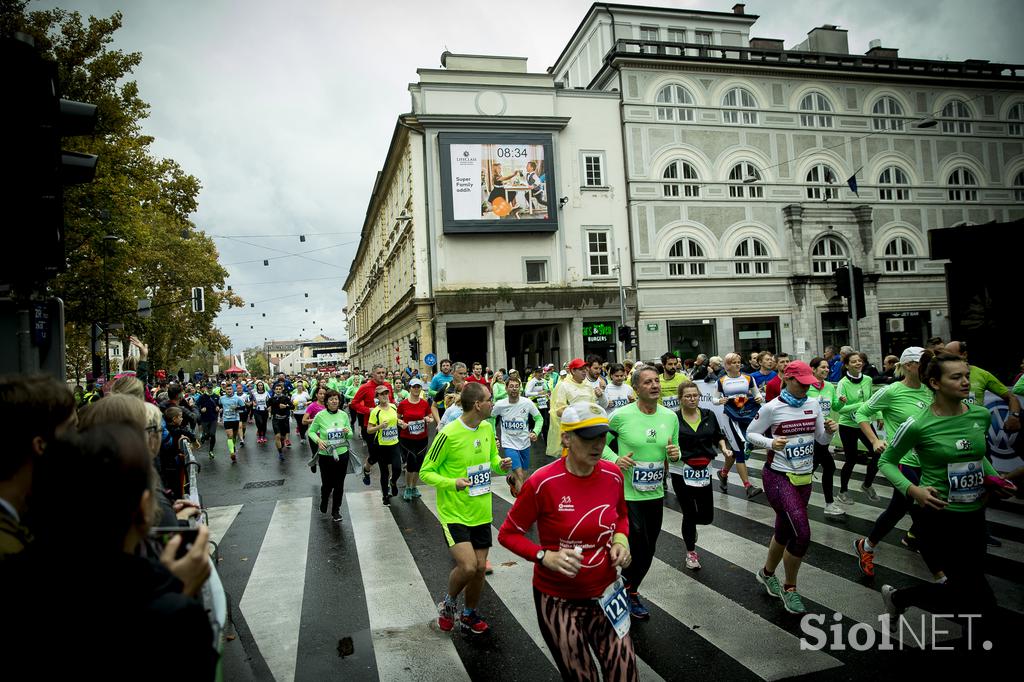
top-left (38, 0), bottom-right (1024, 354)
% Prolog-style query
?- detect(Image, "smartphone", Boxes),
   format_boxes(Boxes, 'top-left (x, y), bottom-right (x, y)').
top-left (150, 526), bottom-right (199, 559)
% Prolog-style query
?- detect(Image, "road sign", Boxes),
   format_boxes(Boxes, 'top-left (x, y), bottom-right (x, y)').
top-left (424, 353), bottom-right (437, 367)
top-left (646, 323), bottom-right (659, 332)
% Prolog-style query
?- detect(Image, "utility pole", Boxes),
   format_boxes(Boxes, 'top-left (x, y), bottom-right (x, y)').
top-left (847, 259), bottom-right (859, 349)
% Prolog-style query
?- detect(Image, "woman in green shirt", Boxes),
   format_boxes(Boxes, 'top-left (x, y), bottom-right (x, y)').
top-left (808, 357), bottom-right (843, 517)
top-left (835, 351), bottom-right (876, 503)
top-left (879, 351), bottom-right (1010, 638)
top-left (308, 390), bottom-right (353, 522)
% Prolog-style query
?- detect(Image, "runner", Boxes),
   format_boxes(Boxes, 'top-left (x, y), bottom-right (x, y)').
top-left (498, 403), bottom-right (637, 681)
top-left (658, 352), bottom-right (684, 414)
top-left (669, 380), bottom-right (730, 571)
top-left (464, 362), bottom-right (490, 390)
top-left (251, 380), bottom-right (270, 444)
top-left (491, 377), bottom-right (543, 497)
top-left (307, 389), bottom-right (353, 522)
top-left (946, 340), bottom-right (1022, 428)
top-left (751, 352), bottom-right (777, 390)
top-left (351, 365), bottom-right (395, 486)
top-left (421, 382), bottom-right (512, 635)
top-left (807, 357), bottom-right (843, 517)
top-left (237, 381), bottom-right (251, 443)
top-left (583, 355), bottom-right (607, 405)
top-left (604, 363), bottom-right (636, 419)
top-left (303, 386), bottom-right (328, 466)
top-left (852, 347), bottom-right (938, 578)
top-left (196, 384), bottom-right (219, 455)
top-left (603, 365), bottom-right (680, 619)
top-left (268, 383), bottom-right (293, 460)
top-left (367, 383), bottom-right (402, 505)
top-left (879, 350), bottom-right (1013, 643)
top-left (217, 383), bottom-right (247, 463)
top-left (763, 353), bottom-right (790, 402)
top-left (397, 378), bottom-right (436, 501)
top-left (525, 366), bottom-right (551, 443)
top-left (429, 358), bottom-right (454, 407)
top-left (835, 351), bottom-right (877, 503)
top-left (547, 358), bottom-right (601, 457)
top-left (747, 361), bottom-right (839, 614)
top-left (714, 352), bottom-right (764, 498)
top-left (292, 382), bottom-right (311, 444)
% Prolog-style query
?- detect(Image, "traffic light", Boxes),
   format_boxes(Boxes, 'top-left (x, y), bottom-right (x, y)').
top-left (618, 325), bottom-right (631, 342)
top-left (409, 337), bottom-right (419, 360)
top-left (618, 325), bottom-right (638, 352)
top-left (191, 287), bottom-right (205, 313)
top-left (4, 34), bottom-right (98, 284)
top-left (834, 265), bottom-right (866, 320)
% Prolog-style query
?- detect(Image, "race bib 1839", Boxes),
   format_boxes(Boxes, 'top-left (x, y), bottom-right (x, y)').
top-left (467, 463), bottom-right (491, 496)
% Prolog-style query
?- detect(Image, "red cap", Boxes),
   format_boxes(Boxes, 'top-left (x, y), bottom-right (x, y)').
top-left (783, 360), bottom-right (820, 387)
top-left (567, 358), bottom-right (587, 371)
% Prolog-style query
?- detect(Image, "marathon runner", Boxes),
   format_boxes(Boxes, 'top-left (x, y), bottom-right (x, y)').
top-left (603, 363), bottom-right (636, 419)
top-left (397, 379), bottom-right (436, 501)
top-left (196, 384), bottom-right (219, 454)
top-left (603, 365), bottom-right (680, 619)
top-left (307, 389), bottom-right (353, 522)
top-left (852, 347), bottom-right (939, 578)
top-left (747, 361), bottom-right (838, 614)
top-left (268, 383), bottom-right (293, 461)
top-left (946, 340), bottom-right (1022, 428)
top-left (751, 352), bottom-right (777, 390)
top-left (251, 380), bottom-right (270, 444)
top-left (714, 352), bottom-right (764, 498)
top-left (762, 353), bottom-right (790, 402)
top-left (659, 352), bottom-right (684, 414)
top-left (304, 386), bottom-right (328, 465)
top-left (420, 382), bottom-right (512, 635)
top-left (548, 358), bottom-right (601, 457)
top-left (218, 383), bottom-right (247, 463)
top-left (491, 376), bottom-right (543, 497)
top-left (583, 355), bottom-right (607, 404)
top-left (498, 403), bottom-right (637, 681)
top-left (835, 351), bottom-right (877, 503)
top-left (807, 358), bottom-right (843, 517)
top-left (367, 384), bottom-right (402, 506)
top-left (292, 383), bottom-right (311, 444)
top-left (525, 366), bottom-right (551, 444)
top-left (351, 365), bottom-right (395, 486)
top-left (670, 380), bottom-right (730, 571)
top-left (429, 359), bottom-right (454, 414)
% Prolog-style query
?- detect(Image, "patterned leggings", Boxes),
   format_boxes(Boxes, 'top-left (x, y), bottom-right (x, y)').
top-left (762, 466), bottom-right (812, 558)
top-left (533, 588), bottom-right (638, 682)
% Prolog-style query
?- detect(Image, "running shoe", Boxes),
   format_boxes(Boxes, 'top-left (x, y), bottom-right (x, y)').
top-left (362, 470), bottom-right (371, 486)
top-left (836, 491), bottom-right (853, 505)
top-left (685, 551), bottom-right (701, 570)
top-left (745, 484), bottom-right (762, 499)
top-left (485, 560), bottom-right (493, 575)
top-left (209, 452), bottom-right (215, 461)
top-left (823, 502), bottom-right (846, 517)
top-left (900, 533), bottom-right (919, 552)
top-left (507, 474), bottom-right (518, 498)
top-left (756, 568), bottom-right (783, 598)
top-left (861, 484), bottom-right (879, 501)
top-left (230, 455), bottom-right (237, 464)
top-left (854, 538), bottom-right (876, 578)
top-left (320, 499), bottom-right (328, 514)
top-left (285, 439), bottom-right (292, 448)
top-left (780, 588), bottom-right (806, 614)
top-left (382, 494), bottom-right (390, 506)
top-left (402, 488), bottom-right (413, 502)
top-left (627, 593), bottom-right (650, 621)
top-left (437, 600), bottom-right (457, 632)
top-left (238, 440), bottom-right (245, 448)
top-left (390, 482), bottom-right (399, 497)
top-left (411, 487), bottom-right (422, 498)
top-left (717, 469), bottom-right (729, 492)
top-left (278, 453), bottom-right (284, 463)
top-left (460, 610), bottom-right (489, 635)
top-left (331, 511), bottom-right (342, 523)
top-left (309, 461), bottom-right (317, 473)
top-left (880, 584), bottom-right (905, 625)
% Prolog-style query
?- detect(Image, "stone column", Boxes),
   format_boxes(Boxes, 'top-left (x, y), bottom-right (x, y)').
top-left (570, 316), bottom-right (584, 360)
top-left (434, 320), bottom-right (448, 361)
top-left (492, 318), bottom-right (507, 372)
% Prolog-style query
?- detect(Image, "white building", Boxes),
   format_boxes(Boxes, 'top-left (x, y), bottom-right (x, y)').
top-left (551, 2), bottom-right (1024, 361)
top-left (345, 53), bottom-right (632, 371)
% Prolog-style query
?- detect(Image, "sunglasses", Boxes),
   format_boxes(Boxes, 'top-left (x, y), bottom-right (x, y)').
top-left (376, 391), bottom-right (389, 396)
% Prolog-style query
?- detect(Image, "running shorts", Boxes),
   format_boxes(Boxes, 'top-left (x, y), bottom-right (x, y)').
top-left (272, 416), bottom-right (290, 435)
top-left (442, 522), bottom-right (492, 549)
top-left (223, 420), bottom-right (240, 432)
top-left (503, 447), bottom-right (531, 472)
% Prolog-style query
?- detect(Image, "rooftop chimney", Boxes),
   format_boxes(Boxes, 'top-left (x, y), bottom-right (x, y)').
top-left (733, 3), bottom-right (745, 14)
top-left (865, 38), bottom-right (898, 59)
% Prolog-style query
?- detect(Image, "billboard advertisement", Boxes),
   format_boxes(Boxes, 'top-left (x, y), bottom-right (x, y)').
top-left (438, 133), bottom-right (557, 234)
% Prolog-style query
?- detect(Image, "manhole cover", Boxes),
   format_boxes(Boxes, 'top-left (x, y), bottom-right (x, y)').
top-left (243, 479), bottom-right (285, 489)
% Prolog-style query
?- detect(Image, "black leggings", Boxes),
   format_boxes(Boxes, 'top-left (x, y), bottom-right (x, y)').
top-left (254, 410), bottom-right (268, 438)
top-left (670, 472), bottom-right (714, 552)
top-left (839, 424), bottom-right (877, 492)
top-left (294, 413), bottom-right (308, 440)
top-left (318, 452), bottom-right (349, 514)
top-left (813, 442), bottom-right (837, 504)
top-left (622, 498), bottom-right (663, 594)
top-left (376, 443), bottom-right (402, 495)
top-left (868, 465), bottom-right (942, 575)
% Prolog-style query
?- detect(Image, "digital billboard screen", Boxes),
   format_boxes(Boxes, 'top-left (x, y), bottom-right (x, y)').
top-left (438, 133), bottom-right (557, 234)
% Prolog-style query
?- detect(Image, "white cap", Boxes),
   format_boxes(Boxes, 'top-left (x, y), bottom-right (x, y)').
top-left (900, 346), bottom-right (925, 364)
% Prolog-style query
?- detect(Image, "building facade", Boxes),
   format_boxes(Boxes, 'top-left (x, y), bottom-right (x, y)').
top-left (551, 3), bottom-right (1024, 361)
top-left (345, 53), bottom-right (632, 371)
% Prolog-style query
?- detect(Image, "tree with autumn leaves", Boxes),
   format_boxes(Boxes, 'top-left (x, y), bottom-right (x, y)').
top-left (2, 2), bottom-right (242, 379)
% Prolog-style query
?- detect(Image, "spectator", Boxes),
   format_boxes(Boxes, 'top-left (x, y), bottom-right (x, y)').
top-left (926, 336), bottom-right (945, 353)
top-left (691, 354), bottom-right (709, 380)
top-left (875, 355), bottom-right (899, 385)
top-left (110, 374), bottom-right (146, 401)
top-left (703, 356), bottom-right (725, 383)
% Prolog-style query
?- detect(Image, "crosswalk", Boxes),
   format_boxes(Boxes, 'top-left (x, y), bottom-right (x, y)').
top-left (205, 442), bottom-right (1024, 681)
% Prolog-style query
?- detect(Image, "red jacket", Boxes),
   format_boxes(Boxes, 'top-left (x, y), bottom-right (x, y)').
top-left (351, 380), bottom-right (394, 426)
top-left (765, 374), bottom-right (782, 403)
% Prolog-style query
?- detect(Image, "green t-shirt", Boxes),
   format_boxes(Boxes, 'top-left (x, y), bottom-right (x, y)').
top-left (967, 365), bottom-right (1007, 406)
top-left (493, 382), bottom-right (507, 402)
top-left (880, 404), bottom-right (996, 512)
top-left (604, 402), bottom-right (680, 501)
top-left (835, 375), bottom-right (874, 428)
top-left (369, 405), bottom-right (399, 445)
top-left (659, 372), bottom-right (684, 412)
top-left (855, 381), bottom-right (932, 467)
top-left (420, 418), bottom-right (503, 526)
top-left (307, 408), bottom-right (352, 455)
top-left (1014, 373), bottom-right (1024, 397)
top-left (807, 382), bottom-right (837, 419)
top-left (345, 383), bottom-right (359, 400)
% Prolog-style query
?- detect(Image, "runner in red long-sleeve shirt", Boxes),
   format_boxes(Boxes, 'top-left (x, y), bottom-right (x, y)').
top-left (350, 364), bottom-right (394, 484)
top-left (763, 353), bottom-right (790, 403)
top-left (499, 403), bottom-right (636, 681)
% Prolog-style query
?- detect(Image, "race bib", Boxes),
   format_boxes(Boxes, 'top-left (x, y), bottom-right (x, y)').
top-left (597, 577), bottom-right (630, 639)
top-left (381, 426), bottom-right (399, 441)
top-left (408, 420), bottom-right (425, 435)
top-left (662, 396), bottom-right (680, 411)
top-left (467, 462), bottom-right (491, 496)
top-left (632, 461), bottom-right (665, 492)
top-left (819, 400), bottom-right (831, 415)
top-left (536, 396), bottom-right (548, 410)
top-left (609, 398), bottom-right (629, 410)
top-left (947, 460), bottom-right (984, 503)
top-left (782, 436), bottom-right (814, 473)
top-left (681, 463), bottom-right (711, 487)
top-left (326, 429), bottom-right (345, 444)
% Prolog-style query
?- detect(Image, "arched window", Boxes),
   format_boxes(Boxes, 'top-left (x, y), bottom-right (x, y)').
top-left (805, 163), bottom-right (839, 200)
top-left (811, 236), bottom-right (846, 274)
top-left (878, 166), bottom-right (911, 201)
top-left (1013, 170), bottom-right (1024, 202)
top-left (734, 237), bottom-right (770, 275)
top-left (799, 92), bottom-right (834, 128)
top-left (883, 236), bottom-right (917, 273)
top-left (940, 99), bottom-right (972, 134)
top-left (1009, 102), bottom-right (1024, 136)
top-left (947, 167), bottom-right (978, 202)
top-left (662, 160), bottom-right (700, 197)
top-left (656, 84), bottom-right (695, 122)
top-left (872, 97), bottom-right (904, 131)
top-left (668, 238), bottom-right (706, 276)
top-left (722, 87), bottom-right (758, 125)
top-left (728, 162), bottom-right (763, 198)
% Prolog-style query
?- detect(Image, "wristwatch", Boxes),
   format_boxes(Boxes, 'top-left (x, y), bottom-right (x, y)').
top-left (535, 549), bottom-right (546, 564)
top-left (1011, 411), bottom-right (1020, 417)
